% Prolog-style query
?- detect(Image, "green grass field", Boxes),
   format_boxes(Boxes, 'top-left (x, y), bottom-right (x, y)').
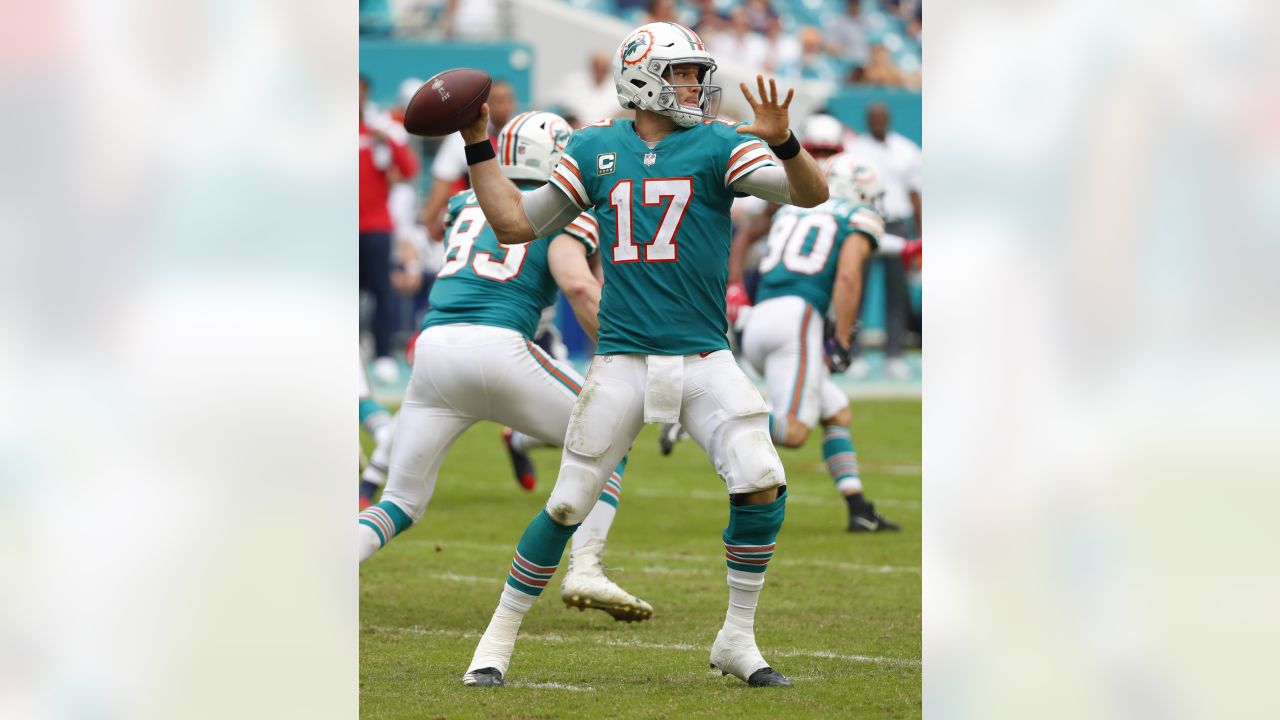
top-left (361, 399), bottom-right (921, 719)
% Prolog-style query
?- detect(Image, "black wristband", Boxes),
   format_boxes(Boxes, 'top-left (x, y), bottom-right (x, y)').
top-left (464, 140), bottom-right (496, 165)
top-left (769, 131), bottom-right (801, 161)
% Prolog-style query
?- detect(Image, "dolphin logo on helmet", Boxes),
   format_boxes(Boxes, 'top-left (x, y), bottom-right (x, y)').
top-left (496, 111), bottom-right (575, 183)
top-left (825, 152), bottom-right (887, 209)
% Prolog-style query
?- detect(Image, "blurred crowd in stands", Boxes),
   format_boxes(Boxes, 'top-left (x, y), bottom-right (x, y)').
top-left (361, 0), bottom-right (921, 90)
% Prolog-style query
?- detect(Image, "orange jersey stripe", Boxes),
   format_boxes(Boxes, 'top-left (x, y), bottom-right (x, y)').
top-left (727, 142), bottom-right (765, 169)
top-left (727, 154), bottom-right (771, 185)
top-left (552, 170), bottom-right (588, 209)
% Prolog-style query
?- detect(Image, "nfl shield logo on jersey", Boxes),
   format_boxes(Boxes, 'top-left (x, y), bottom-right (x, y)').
top-left (643, 152), bottom-right (657, 166)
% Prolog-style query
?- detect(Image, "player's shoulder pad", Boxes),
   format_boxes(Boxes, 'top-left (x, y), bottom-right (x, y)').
top-left (551, 129), bottom-right (599, 211)
top-left (846, 202), bottom-right (885, 246)
top-left (443, 190), bottom-right (476, 230)
top-left (560, 210), bottom-right (600, 256)
top-left (447, 189), bottom-right (476, 209)
top-left (564, 119), bottom-right (615, 152)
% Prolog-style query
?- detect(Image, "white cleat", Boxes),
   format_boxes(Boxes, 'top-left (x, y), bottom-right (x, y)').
top-left (560, 540), bottom-right (653, 622)
top-left (709, 625), bottom-right (792, 687)
top-left (462, 667), bottom-right (504, 687)
top-left (462, 605), bottom-right (522, 686)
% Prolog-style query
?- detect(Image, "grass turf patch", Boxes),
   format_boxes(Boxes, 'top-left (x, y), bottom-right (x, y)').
top-left (361, 399), bottom-right (920, 719)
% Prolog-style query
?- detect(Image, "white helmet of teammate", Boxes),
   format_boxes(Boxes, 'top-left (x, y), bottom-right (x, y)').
top-left (496, 111), bottom-right (574, 182)
top-left (800, 114), bottom-right (845, 157)
top-left (826, 153), bottom-right (886, 206)
top-left (613, 22), bottom-right (720, 128)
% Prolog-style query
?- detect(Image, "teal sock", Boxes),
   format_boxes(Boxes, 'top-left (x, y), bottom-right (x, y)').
top-left (723, 487), bottom-right (787, 574)
top-left (822, 425), bottom-right (862, 494)
top-left (358, 500), bottom-right (413, 548)
top-left (595, 456), bottom-right (627, 508)
top-left (506, 509), bottom-right (579, 596)
top-left (359, 397), bottom-right (391, 436)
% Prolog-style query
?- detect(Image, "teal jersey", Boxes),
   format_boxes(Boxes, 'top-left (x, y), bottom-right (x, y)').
top-left (421, 190), bottom-right (599, 339)
top-left (549, 118), bottom-right (776, 355)
top-left (754, 199), bottom-right (883, 316)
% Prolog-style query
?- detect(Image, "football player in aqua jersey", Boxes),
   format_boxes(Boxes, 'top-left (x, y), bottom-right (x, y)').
top-left (457, 22), bottom-right (828, 688)
top-left (358, 110), bottom-right (654, 624)
top-left (737, 153), bottom-right (901, 533)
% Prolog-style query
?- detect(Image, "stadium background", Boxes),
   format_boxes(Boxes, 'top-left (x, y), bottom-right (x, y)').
top-left (359, 0), bottom-right (921, 405)
top-left (358, 2), bottom-right (922, 715)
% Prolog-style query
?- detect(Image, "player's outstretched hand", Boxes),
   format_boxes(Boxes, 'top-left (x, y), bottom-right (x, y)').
top-left (461, 103), bottom-right (491, 145)
top-left (737, 75), bottom-right (794, 146)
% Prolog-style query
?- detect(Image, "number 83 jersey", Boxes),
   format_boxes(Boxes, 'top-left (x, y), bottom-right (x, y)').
top-left (754, 199), bottom-right (884, 317)
top-left (550, 118), bottom-right (776, 355)
top-left (421, 190), bottom-right (599, 339)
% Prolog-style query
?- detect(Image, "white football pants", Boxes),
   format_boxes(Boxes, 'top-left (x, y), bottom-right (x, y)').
top-left (380, 324), bottom-right (585, 523)
top-left (543, 351), bottom-right (787, 526)
top-left (740, 296), bottom-right (849, 430)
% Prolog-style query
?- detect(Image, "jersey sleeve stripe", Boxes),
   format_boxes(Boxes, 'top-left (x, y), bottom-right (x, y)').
top-left (727, 141), bottom-right (766, 169)
top-left (567, 216), bottom-right (598, 239)
top-left (726, 153), bottom-right (775, 186)
top-left (851, 210), bottom-right (885, 233)
top-left (550, 168), bottom-right (589, 210)
top-left (559, 154), bottom-right (584, 181)
top-left (566, 219), bottom-right (596, 240)
top-left (567, 213), bottom-right (597, 232)
top-left (564, 222), bottom-right (599, 255)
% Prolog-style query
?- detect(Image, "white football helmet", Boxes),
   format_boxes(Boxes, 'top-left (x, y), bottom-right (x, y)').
top-left (496, 111), bottom-right (574, 182)
top-left (613, 22), bottom-right (720, 128)
top-left (800, 113), bottom-right (845, 156)
top-left (826, 153), bottom-right (886, 206)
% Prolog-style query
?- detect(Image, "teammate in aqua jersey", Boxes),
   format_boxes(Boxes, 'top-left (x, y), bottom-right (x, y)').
top-left (739, 153), bottom-right (901, 532)
top-left (456, 22), bottom-right (829, 688)
top-left (358, 111), bottom-right (653, 624)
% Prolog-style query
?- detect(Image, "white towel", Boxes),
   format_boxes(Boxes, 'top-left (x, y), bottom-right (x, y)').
top-left (643, 355), bottom-right (684, 424)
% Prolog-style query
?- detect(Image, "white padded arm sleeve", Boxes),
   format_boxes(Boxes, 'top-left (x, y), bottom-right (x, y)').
top-left (730, 165), bottom-right (793, 205)
top-left (523, 183), bottom-right (584, 238)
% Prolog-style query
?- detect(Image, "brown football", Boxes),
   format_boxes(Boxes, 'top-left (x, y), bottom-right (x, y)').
top-left (403, 68), bottom-right (492, 137)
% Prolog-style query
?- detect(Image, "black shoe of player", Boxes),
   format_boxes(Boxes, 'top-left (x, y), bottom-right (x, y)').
top-left (501, 427), bottom-right (537, 491)
top-left (462, 667), bottom-right (504, 686)
top-left (847, 500), bottom-right (901, 533)
top-left (658, 423), bottom-right (683, 456)
top-left (746, 667), bottom-right (793, 687)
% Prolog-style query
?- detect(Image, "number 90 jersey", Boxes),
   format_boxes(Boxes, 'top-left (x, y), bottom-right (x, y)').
top-left (421, 190), bottom-right (599, 339)
top-left (549, 118), bottom-right (776, 355)
top-left (754, 199), bottom-right (884, 317)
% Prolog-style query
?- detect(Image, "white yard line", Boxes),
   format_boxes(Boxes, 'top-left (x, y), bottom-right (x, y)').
top-left (432, 540), bottom-right (920, 575)
top-left (626, 486), bottom-right (919, 510)
top-left (429, 572), bottom-right (501, 585)
top-left (507, 681), bottom-right (595, 692)
top-left (365, 624), bottom-right (921, 669)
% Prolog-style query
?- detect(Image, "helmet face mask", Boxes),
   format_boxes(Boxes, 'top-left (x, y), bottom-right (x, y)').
top-left (615, 23), bottom-right (721, 128)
